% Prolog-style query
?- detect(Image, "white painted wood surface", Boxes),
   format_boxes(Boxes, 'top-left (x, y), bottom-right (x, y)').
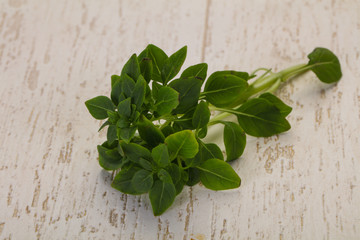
top-left (0, 0), bottom-right (359, 239)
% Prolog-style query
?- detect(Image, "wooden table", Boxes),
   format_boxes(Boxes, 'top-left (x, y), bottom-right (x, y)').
top-left (1, 0), bottom-right (359, 239)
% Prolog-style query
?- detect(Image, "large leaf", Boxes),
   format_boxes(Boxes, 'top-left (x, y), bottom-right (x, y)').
top-left (85, 96), bottom-right (115, 120)
top-left (149, 180), bottom-right (176, 216)
top-left (185, 141), bottom-right (223, 167)
top-left (112, 167), bottom-right (143, 195)
top-left (154, 86), bottom-right (179, 116)
top-left (147, 44), bottom-right (168, 83)
top-left (119, 141), bottom-right (152, 164)
top-left (164, 130), bottom-right (199, 159)
top-left (204, 73), bottom-right (248, 107)
top-left (307, 47), bottom-right (342, 83)
top-left (169, 77), bottom-right (202, 114)
top-left (259, 93), bottom-right (292, 117)
top-left (235, 98), bottom-right (291, 137)
top-left (197, 158), bottom-right (241, 190)
top-left (180, 63), bottom-right (208, 81)
top-left (131, 169), bottom-right (153, 193)
top-left (151, 144), bottom-right (170, 168)
top-left (137, 115), bottom-right (165, 147)
top-left (222, 121), bottom-right (246, 161)
top-left (97, 144), bottom-right (123, 170)
top-left (161, 46), bottom-right (187, 84)
top-left (192, 101), bottom-right (210, 130)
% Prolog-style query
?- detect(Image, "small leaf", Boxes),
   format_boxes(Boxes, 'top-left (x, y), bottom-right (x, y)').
top-left (197, 159), bottom-right (241, 190)
top-left (222, 121), bottom-right (246, 161)
top-left (165, 163), bottom-right (181, 184)
top-left (112, 167), bottom-right (143, 195)
top-left (151, 144), bottom-right (170, 168)
top-left (138, 49), bottom-right (153, 83)
top-left (120, 141), bottom-right (152, 163)
top-left (154, 86), bottom-right (179, 116)
top-left (147, 44), bottom-right (168, 83)
top-left (132, 75), bottom-right (147, 110)
top-left (111, 74), bottom-right (121, 88)
top-left (137, 115), bottom-right (165, 147)
top-left (107, 125), bottom-right (117, 144)
top-left (121, 54), bottom-right (141, 81)
top-left (192, 101), bottom-right (210, 129)
top-left (204, 74), bottom-right (248, 107)
top-left (180, 63), bottom-right (208, 81)
top-left (164, 130), bottom-right (199, 159)
top-left (169, 77), bottom-right (202, 114)
top-left (307, 47), bottom-right (342, 83)
top-left (107, 111), bottom-right (120, 125)
top-left (236, 98), bottom-right (291, 137)
top-left (97, 144), bottom-right (123, 170)
top-left (149, 180), bottom-right (176, 216)
top-left (98, 121), bottom-right (110, 132)
top-left (85, 96), bottom-right (115, 120)
top-left (131, 169), bottom-right (153, 193)
top-left (117, 97), bottom-right (132, 117)
top-left (162, 46), bottom-right (187, 84)
top-left (121, 74), bottom-right (136, 98)
top-left (117, 126), bottom-right (136, 143)
top-left (259, 92), bottom-right (292, 117)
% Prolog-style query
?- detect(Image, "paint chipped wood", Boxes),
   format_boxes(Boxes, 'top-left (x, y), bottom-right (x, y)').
top-left (0, 0), bottom-right (359, 239)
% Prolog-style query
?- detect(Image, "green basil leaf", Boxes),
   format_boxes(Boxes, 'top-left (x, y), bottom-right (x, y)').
top-left (98, 120), bottom-right (110, 132)
top-left (151, 144), bottom-right (170, 168)
top-left (151, 81), bottom-right (162, 100)
top-left (117, 97), bottom-right (131, 117)
top-left (106, 125), bottom-right (117, 144)
top-left (154, 86), bottom-right (179, 116)
top-left (117, 126), bottom-right (136, 143)
top-left (197, 126), bottom-right (208, 139)
top-left (85, 96), bottom-right (115, 120)
top-left (204, 74), bottom-right (248, 107)
top-left (121, 54), bottom-right (141, 81)
top-left (147, 44), bottom-right (168, 83)
top-left (157, 169), bottom-right (173, 183)
top-left (107, 111), bottom-right (120, 125)
top-left (307, 47), bottom-right (342, 83)
top-left (192, 101), bottom-right (210, 129)
top-left (121, 74), bottom-right (136, 98)
top-left (169, 77), bottom-right (202, 114)
top-left (112, 167), bottom-right (143, 195)
top-left (185, 141), bottom-right (223, 167)
top-left (120, 141), bottom-right (152, 164)
top-left (131, 169), bottom-right (153, 193)
top-left (137, 115), bottom-right (165, 147)
top-left (149, 180), bottom-right (176, 216)
top-left (97, 144), bottom-right (123, 170)
top-left (132, 75), bottom-right (147, 110)
top-left (139, 158), bottom-right (153, 171)
top-left (165, 163), bottom-right (181, 184)
top-left (197, 158), bottom-right (241, 190)
top-left (173, 108), bottom-right (195, 131)
top-left (161, 46), bottom-right (187, 84)
top-left (186, 168), bottom-right (200, 186)
top-left (111, 74), bottom-right (121, 88)
top-left (138, 49), bottom-right (153, 83)
top-left (164, 130), bottom-right (199, 159)
top-left (222, 121), bottom-right (246, 161)
top-left (180, 63), bottom-right (208, 81)
top-left (206, 70), bottom-right (250, 81)
top-left (236, 98), bottom-right (291, 137)
top-left (259, 92), bottom-right (292, 117)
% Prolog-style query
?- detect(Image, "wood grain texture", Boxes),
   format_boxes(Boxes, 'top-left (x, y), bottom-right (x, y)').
top-left (0, 0), bottom-right (359, 239)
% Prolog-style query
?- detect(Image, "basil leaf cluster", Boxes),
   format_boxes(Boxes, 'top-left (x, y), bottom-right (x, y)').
top-left (85, 45), bottom-right (341, 215)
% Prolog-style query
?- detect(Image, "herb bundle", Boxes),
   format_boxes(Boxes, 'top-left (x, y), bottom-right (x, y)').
top-left (85, 45), bottom-right (341, 215)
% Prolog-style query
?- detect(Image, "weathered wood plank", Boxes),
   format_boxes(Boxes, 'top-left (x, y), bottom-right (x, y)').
top-left (0, 0), bottom-right (359, 239)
